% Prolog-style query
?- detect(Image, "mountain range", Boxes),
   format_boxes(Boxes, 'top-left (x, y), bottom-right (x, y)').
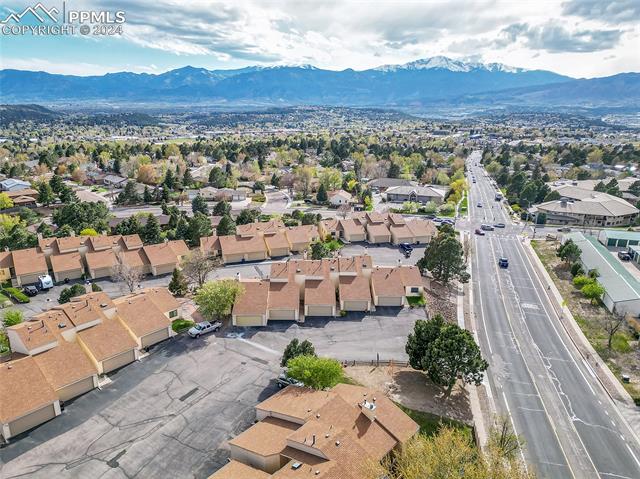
top-left (1, 56), bottom-right (638, 110)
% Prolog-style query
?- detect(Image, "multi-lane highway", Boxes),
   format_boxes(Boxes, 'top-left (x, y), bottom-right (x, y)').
top-left (463, 150), bottom-right (640, 479)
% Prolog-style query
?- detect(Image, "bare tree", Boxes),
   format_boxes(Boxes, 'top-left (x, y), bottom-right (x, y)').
top-left (604, 311), bottom-right (626, 350)
top-left (489, 415), bottom-right (525, 460)
top-left (337, 203), bottom-right (352, 219)
top-left (462, 234), bottom-right (473, 264)
top-left (112, 252), bottom-right (144, 293)
top-left (182, 250), bottom-right (221, 288)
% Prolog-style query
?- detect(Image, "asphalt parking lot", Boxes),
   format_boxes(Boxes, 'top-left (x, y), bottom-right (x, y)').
top-left (0, 307), bottom-right (426, 478)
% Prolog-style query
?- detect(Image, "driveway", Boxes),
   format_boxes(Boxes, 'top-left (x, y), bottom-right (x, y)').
top-left (0, 334), bottom-right (281, 479)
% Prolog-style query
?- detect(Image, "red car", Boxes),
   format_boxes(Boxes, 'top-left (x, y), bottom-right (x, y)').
top-left (475, 229), bottom-right (485, 236)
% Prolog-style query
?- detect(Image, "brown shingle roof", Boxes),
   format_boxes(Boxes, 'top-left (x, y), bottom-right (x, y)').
top-left (138, 287), bottom-right (179, 314)
top-left (0, 357), bottom-right (58, 423)
top-left (77, 318), bottom-right (137, 361)
top-left (71, 291), bottom-right (115, 311)
top-left (34, 341), bottom-right (97, 390)
top-left (56, 236), bottom-right (89, 253)
top-left (12, 247), bottom-right (48, 276)
top-left (304, 279), bottom-right (336, 306)
top-left (7, 318), bottom-right (60, 351)
top-left (256, 387), bottom-right (336, 422)
top-left (387, 213), bottom-right (406, 226)
top-left (285, 225), bottom-right (319, 245)
top-left (50, 252), bottom-right (83, 273)
top-left (338, 276), bottom-right (371, 302)
top-left (208, 460), bottom-right (270, 479)
top-left (199, 235), bottom-right (220, 255)
top-left (366, 223), bottom-right (390, 238)
top-left (268, 281), bottom-right (299, 310)
top-left (233, 280), bottom-right (269, 316)
top-left (121, 234), bottom-right (143, 250)
top-left (55, 300), bottom-right (106, 328)
top-left (229, 416), bottom-right (299, 457)
top-left (264, 231), bottom-right (290, 251)
top-left (85, 249), bottom-right (118, 271)
top-left (338, 219), bottom-right (365, 236)
top-left (237, 219), bottom-right (285, 237)
top-left (219, 234), bottom-right (267, 256)
top-left (389, 223), bottom-right (414, 240)
top-left (142, 242), bottom-right (182, 267)
top-left (115, 295), bottom-right (171, 338)
top-left (406, 219), bottom-right (437, 238)
top-left (371, 267), bottom-right (405, 297)
top-left (338, 255), bottom-right (371, 274)
top-left (320, 219), bottom-right (339, 234)
top-left (89, 234), bottom-right (121, 251)
top-left (119, 248), bottom-right (149, 269)
top-left (366, 212), bottom-right (384, 224)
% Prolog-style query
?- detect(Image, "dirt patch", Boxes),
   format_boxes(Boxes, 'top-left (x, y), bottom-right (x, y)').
top-left (423, 281), bottom-right (457, 323)
top-left (345, 364), bottom-right (473, 424)
top-left (533, 239), bottom-right (640, 404)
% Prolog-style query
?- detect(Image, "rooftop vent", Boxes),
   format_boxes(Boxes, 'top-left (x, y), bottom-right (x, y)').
top-left (335, 440), bottom-right (340, 446)
top-left (58, 323), bottom-right (66, 329)
top-left (291, 462), bottom-right (302, 470)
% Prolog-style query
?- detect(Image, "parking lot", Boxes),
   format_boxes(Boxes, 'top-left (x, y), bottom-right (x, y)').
top-left (0, 306), bottom-right (425, 478)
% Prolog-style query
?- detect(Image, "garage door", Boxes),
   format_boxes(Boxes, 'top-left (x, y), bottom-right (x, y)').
top-left (141, 328), bottom-right (170, 348)
top-left (19, 272), bottom-right (45, 286)
top-left (92, 267), bottom-right (113, 279)
top-left (247, 252), bottom-right (267, 261)
top-left (269, 248), bottom-right (289, 258)
top-left (306, 305), bottom-right (334, 316)
top-left (269, 309), bottom-right (296, 320)
top-left (102, 349), bottom-right (136, 373)
top-left (224, 254), bottom-right (244, 264)
top-left (153, 264), bottom-right (175, 276)
top-left (58, 376), bottom-right (95, 402)
top-left (377, 296), bottom-right (403, 307)
top-left (235, 315), bottom-right (264, 326)
top-left (55, 269), bottom-right (83, 282)
top-left (343, 300), bottom-right (369, 311)
top-left (8, 403), bottom-right (56, 437)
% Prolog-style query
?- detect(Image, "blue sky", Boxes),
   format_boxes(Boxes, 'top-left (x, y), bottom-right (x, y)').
top-left (1, 0), bottom-right (638, 77)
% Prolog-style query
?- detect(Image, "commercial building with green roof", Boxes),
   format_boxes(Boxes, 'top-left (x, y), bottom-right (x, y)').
top-left (597, 229), bottom-right (640, 249)
top-left (563, 232), bottom-right (640, 316)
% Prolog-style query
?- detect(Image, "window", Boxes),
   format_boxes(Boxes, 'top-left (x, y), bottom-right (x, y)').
top-left (410, 287), bottom-right (419, 293)
top-left (169, 310), bottom-right (178, 318)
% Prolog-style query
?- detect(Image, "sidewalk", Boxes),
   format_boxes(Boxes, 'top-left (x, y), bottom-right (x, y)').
top-left (522, 238), bottom-right (634, 405)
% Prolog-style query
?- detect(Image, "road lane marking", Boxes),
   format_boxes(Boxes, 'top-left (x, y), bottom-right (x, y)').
top-left (502, 391), bottom-right (528, 470)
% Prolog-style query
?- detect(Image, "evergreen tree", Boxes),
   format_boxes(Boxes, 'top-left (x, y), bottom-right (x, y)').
top-left (168, 268), bottom-right (188, 296)
top-left (174, 216), bottom-right (190, 241)
top-left (37, 182), bottom-right (55, 205)
top-left (213, 200), bottom-right (231, 216)
top-left (316, 184), bottom-right (328, 202)
top-left (163, 169), bottom-right (175, 190)
top-left (187, 212), bottom-right (213, 247)
top-left (216, 214), bottom-right (236, 236)
top-left (142, 214), bottom-right (163, 244)
top-left (192, 195), bottom-right (209, 215)
top-left (143, 185), bottom-right (153, 203)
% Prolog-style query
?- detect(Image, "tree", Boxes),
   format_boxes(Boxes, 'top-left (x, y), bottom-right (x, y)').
top-left (337, 203), bottom-right (351, 219)
top-left (53, 201), bottom-right (110, 233)
top-left (116, 181), bottom-right (141, 205)
top-left (58, 284), bottom-right (87, 304)
top-left (59, 185), bottom-right (77, 203)
top-left (209, 167), bottom-right (227, 188)
top-left (0, 192), bottom-right (13, 210)
top-left (302, 212), bottom-right (318, 225)
top-left (163, 168), bottom-right (175, 189)
top-left (281, 338), bottom-right (316, 367)
top-left (37, 182), bottom-right (55, 205)
top-left (192, 195), bottom-right (209, 215)
top-left (581, 281), bottom-right (605, 305)
top-left (182, 249), bottom-right (220, 288)
top-left (316, 183), bottom-right (328, 202)
top-left (417, 230), bottom-right (465, 284)
top-left (194, 279), bottom-right (244, 320)
top-left (142, 214), bottom-right (163, 244)
top-left (112, 252), bottom-right (144, 293)
top-left (213, 200), bottom-right (231, 216)
top-left (603, 312), bottom-right (626, 350)
top-left (373, 425), bottom-right (534, 479)
top-left (183, 168), bottom-right (193, 187)
top-left (388, 162), bottom-right (401, 178)
top-left (115, 216), bottom-right (142, 236)
top-left (49, 174), bottom-right (64, 193)
top-left (137, 164), bottom-right (157, 184)
top-left (36, 221), bottom-right (53, 238)
top-left (406, 316), bottom-right (487, 394)
top-left (2, 309), bottom-right (23, 327)
top-left (311, 241), bottom-right (331, 260)
top-left (286, 355), bottom-right (343, 390)
top-left (187, 212), bottom-right (213, 247)
top-left (216, 214), bottom-right (236, 236)
top-left (168, 268), bottom-right (188, 297)
top-left (79, 228), bottom-right (98, 236)
top-left (558, 239), bottom-right (581, 264)
top-left (173, 215), bottom-right (190, 241)
top-left (236, 208), bottom-right (260, 225)
top-left (55, 224), bottom-right (74, 238)
top-left (143, 185), bottom-right (153, 203)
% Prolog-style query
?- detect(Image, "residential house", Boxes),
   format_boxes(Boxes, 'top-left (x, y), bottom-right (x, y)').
top-left (142, 240), bottom-right (189, 276)
top-left (370, 265), bottom-right (423, 307)
top-left (338, 218), bottom-right (366, 243)
top-left (328, 189), bottom-right (352, 206)
top-left (49, 251), bottom-right (84, 282)
top-left (303, 279), bottom-right (336, 317)
top-left (212, 383), bottom-right (419, 479)
top-left (103, 175), bottom-right (127, 188)
top-left (367, 178), bottom-right (417, 191)
top-left (12, 247), bottom-right (49, 286)
top-left (284, 225), bottom-right (319, 253)
top-left (220, 235), bottom-right (268, 264)
top-left (338, 276), bottom-right (372, 311)
top-left (0, 178), bottom-right (31, 192)
top-left (232, 280), bottom-right (270, 327)
top-left (113, 293), bottom-right (173, 349)
top-left (267, 281), bottom-right (300, 321)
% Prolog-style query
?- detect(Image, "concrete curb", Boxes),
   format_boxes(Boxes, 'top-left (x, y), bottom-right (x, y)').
top-left (522, 239), bottom-right (634, 405)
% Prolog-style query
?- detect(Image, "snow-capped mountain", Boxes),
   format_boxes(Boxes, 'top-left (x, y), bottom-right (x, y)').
top-left (374, 56), bottom-right (527, 73)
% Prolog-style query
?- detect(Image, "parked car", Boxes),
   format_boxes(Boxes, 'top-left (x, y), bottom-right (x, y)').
top-left (618, 251), bottom-right (632, 261)
top-left (188, 320), bottom-right (222, 338)
top-left (546, 233), bottom-right (557, 241)
top-left (23, 285), bottom-right (38, 297)
top-left (481, 224), bottom-right (494, 231)
top-left (37, 274), bottom-right (54, 291)
top-left (277, 372), bottom-right (304, 389)
top-left (477, 202), bottom-right (483, 208)
top-left (475, 229), bottom-right (485, 236)
top-left (498, 257), bottom-right (509, 268)
top-left (557, 227), bottom-right (572, 233)
top-left (399, 243), bottom-right (413, 253)
top-left (494, 223), bottom-right (506, 228)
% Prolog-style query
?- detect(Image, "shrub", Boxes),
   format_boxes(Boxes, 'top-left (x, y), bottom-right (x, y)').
top-left (572, 275), bottom-right (593, 288)
top-left (4, 287), bottom-right (30, 303)
top-left (570, 262), bottom-right (584, 277)
top-left (438, 203), bottom-right (455, 216)
top-left (91, 282), bottom-right (102, 292)
top-left (171, 318), bottom-right (195, 333)
top-left (58, 284), bottom-right (87, 304)
top-left (2, 309), bottom-right (23, 327)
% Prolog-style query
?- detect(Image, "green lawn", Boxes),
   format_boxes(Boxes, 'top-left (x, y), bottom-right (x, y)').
top-left (406, 294), bottom-right (426, 307)
top-left (324, 239), bottom-right (344, 251)
top-left (395, 403), bottom-right (473, 440)
top-left (459, 193), bottom-right (468, 215)
top-left (171, 318), bottom-right (195, 333)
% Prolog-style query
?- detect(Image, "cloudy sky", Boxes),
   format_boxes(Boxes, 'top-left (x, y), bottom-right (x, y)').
top-left (1, 0), bottom-right (638, 77)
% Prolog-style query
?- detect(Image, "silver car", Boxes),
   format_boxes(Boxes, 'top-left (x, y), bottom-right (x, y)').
top-left (188, 321), bottom-right (222, 338)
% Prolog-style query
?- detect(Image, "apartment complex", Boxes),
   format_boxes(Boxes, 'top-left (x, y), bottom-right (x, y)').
top-left (200, 215), bottom-right (436, 265)
top-left (230, 255), bottom-right (423, 327)
top-left (210, 383), bottom-right (419, 479)
top-left (4, 234), bottom-right (188, 286)
top-left (1, 288), bottom-right (181, 441)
